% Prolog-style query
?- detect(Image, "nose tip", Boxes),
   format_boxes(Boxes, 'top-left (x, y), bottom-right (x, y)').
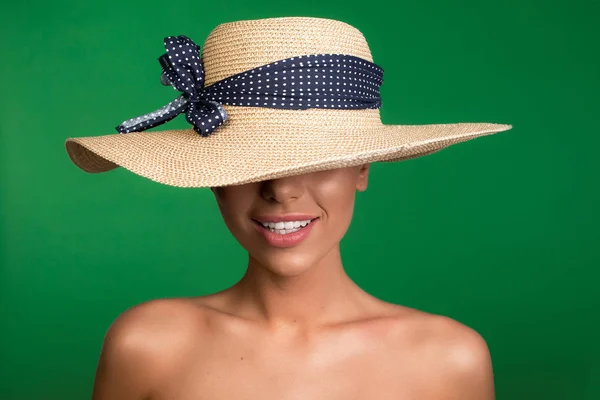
top-left (260, 175), bottom-right (305, 202)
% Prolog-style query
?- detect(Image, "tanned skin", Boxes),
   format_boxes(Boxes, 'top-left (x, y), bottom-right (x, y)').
top-left (92, 164), bottom-right (495, 400)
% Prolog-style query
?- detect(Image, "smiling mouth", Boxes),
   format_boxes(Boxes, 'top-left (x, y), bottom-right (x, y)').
top-left (251, 217), bottom-right (319, 234)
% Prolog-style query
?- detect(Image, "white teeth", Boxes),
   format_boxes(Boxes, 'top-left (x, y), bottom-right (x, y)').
top-left (261, 219), bottom-right (312, 229)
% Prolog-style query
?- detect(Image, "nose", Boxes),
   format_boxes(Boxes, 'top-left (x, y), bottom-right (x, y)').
top-left (259, 175), bottom-right (305, 203)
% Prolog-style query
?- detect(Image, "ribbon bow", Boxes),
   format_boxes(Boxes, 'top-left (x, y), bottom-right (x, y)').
top-left (116, 35), bottom-right (228, 137)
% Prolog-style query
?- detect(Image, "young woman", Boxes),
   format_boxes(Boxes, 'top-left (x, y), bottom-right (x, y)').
top-left (65, 16), bottom-right (511, 400)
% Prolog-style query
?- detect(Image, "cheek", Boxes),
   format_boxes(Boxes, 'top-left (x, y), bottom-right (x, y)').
top-left (214, 190), bottom-right (252, 238)
top-left (319, 182), bottom-right (357, 238)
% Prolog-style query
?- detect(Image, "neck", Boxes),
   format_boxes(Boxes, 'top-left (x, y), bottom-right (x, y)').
top-left (227, 244), bottom-right (371, 333)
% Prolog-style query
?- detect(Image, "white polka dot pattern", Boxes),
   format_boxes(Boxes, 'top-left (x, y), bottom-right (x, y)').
top-left (116, 35), bottom-right (384, 137)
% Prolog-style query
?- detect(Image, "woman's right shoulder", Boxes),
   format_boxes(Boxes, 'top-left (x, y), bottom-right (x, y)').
top-left (104, 297), bottom-right (207, 350)
top-left (92, 298), bottom-right (208, 399)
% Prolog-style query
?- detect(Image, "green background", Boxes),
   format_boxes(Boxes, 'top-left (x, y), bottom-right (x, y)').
top-left (1, 0), bottom-right (598, 399)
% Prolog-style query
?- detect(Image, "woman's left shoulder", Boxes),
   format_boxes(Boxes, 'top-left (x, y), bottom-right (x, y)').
top-left (389, 306), bottom-right (492, 365)
top-left (387, 306), bottom-right (495, 398)
top-left (351, 299), bottom-right (496, 398)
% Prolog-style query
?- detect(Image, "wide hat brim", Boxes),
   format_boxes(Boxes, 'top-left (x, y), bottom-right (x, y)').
top-left (64, 106), bottom-right (512, 188)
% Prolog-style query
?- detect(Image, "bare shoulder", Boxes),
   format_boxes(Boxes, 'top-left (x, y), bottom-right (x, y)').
top-left (386, 306), bottom-right (495, 399)
top-left (92, 298), bottom-right (207, 400)
top-left (101, 297), bottom-right (206, 358)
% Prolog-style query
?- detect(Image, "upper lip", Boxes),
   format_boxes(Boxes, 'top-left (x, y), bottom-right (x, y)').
top-left (252, 214), bottom-right (318, 223)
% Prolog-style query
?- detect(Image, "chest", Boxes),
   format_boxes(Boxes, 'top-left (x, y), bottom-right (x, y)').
top-left (153, 342), bottom-right (430, 400)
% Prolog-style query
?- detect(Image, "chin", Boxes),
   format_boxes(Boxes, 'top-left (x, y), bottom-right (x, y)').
top-left (256, 253), bottom-right (318, 277)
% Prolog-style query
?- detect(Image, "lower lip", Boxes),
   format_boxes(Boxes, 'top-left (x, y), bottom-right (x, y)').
top-left (253, 218), bottom-right (319, 248)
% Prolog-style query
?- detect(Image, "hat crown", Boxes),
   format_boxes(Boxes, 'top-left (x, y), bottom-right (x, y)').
top-left (201, 17), bottom-right (374, 87)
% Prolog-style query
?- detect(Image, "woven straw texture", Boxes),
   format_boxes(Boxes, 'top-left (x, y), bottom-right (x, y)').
top-left (64, 16), bottom-right (512, 188)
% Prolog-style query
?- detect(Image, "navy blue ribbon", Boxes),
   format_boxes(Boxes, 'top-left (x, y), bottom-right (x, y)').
top-left (116, 35), bottom-right (384, 137)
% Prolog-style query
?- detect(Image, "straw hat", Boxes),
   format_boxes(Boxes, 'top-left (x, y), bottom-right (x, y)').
top-left (64, 16), bottom-right (512, 188)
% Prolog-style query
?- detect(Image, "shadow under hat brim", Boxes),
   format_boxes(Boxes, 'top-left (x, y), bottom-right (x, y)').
top-left (64, 121), bottom-right (512, 188)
